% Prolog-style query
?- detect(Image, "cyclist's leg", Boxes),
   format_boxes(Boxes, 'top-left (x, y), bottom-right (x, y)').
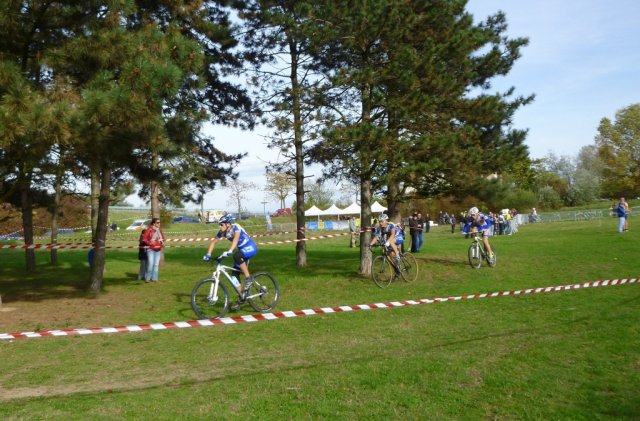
top-left (234, 246), bottom-right (256, 279)
top-left (482, 234), bottom-right (493, 256)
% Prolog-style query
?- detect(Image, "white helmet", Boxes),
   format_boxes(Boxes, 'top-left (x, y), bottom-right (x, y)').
top-left (468, 207), bottom-right (479, 216)
top-left (378, 213), bottom-right (389, 221)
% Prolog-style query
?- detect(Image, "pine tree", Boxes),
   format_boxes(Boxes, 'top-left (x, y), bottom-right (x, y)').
top-left (240, 0), bottom-right (323, 267)
top-left (309, 0), bottom-right (532, 274)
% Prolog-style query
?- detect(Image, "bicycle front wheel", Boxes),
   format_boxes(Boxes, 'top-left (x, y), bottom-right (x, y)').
top-left (468, 243), bottom-right (482, 269)
top-left (191, 278), bottom-right (229, 319)
top-left (372, 255), bottom-right (394, 288)
top-left (399, 253), bottom-right (418, 282)
top-left (247, 272), bottom-right (280, 312)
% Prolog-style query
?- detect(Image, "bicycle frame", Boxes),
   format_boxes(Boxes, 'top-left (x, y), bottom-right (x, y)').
top-left (468, 231), bottom-right (496, 268)
top-left (373, 244), bottom-right (401, 272)
top-left (206, 260), bottom-right (241, 301)
top-left (208, 258), bottom-right (265, 302)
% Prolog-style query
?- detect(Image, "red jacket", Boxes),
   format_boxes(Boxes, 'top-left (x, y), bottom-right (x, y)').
top-left (143, 226), bottom-right (165, 251)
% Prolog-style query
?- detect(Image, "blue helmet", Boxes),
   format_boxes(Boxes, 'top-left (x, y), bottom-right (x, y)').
top-left (218, 214), bottom-right (235, 224)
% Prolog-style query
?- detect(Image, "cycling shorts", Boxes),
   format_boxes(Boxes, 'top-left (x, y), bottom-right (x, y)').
top-left (233, 244), bottom-right (257, 268)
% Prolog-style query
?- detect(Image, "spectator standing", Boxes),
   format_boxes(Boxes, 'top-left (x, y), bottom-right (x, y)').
top-left (507, 210), bottom-right (514, 235)
top-left (349, 216), bottom-right (357, 248)
top-left (424, 213), bottom-right (431, 234)
top-left (461, 211), bottom-right (471, 239)
top-left (143, 218), bottom-right (165, 283)
top-left (617, 197), bottom-right (628, 233)
top-left (449, 213), bottom-right (456, 234)
top-left (416, 212), bottom-right (424, 251)
top-left (409, 212), bottom-right (418, 252)
top-left (138, 229), bottom-right (148, 280)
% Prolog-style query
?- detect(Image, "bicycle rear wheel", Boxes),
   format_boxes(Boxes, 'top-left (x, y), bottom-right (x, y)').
top-left (191, 278), bottom-right (229, 319)
top-left (468, 243), bottom-right (482, 269)
top-left (372, 255), bottom-right (394, 288)
top-left (399, 253), bottom-right (418, 282)
top-left (247, 272), bottom-right (280, 312)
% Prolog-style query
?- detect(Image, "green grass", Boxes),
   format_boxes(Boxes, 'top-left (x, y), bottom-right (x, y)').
top-left (0, 219), bottom-right (639, 419)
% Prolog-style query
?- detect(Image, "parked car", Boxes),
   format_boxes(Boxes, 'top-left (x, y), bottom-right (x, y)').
top-left (271, 208), bottom-right (292, 217)
top-left (172, 215), bottom-right (200, 224)
top-left (0, 232), bottom-right (22, 241)
top-left (230, 212), bottom-right (251, 220)
top-left (126, 219), bottom-right (151, 230)
top-left (42, 228), bottom-right (76, 237)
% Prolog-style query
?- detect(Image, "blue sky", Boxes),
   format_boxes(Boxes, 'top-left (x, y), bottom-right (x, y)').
top-left (466, 0), bottom-right (640, 158)
top-left (199, 1), bottom-right (640, 211)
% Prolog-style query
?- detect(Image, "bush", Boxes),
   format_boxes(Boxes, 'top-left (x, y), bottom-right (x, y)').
top-left (538, 185), bottom-right (563, 209)
top-left (503, 188), bottom-right (538, 211)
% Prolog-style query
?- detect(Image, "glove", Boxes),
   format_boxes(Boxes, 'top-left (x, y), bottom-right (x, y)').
top-left (220, 250), bottom-right (232, 258)
top-left (203, 254), bottom-right (211, 262)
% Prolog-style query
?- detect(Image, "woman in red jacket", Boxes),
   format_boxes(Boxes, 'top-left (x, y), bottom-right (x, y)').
top-left (143, 218), bottom-right (165, 282)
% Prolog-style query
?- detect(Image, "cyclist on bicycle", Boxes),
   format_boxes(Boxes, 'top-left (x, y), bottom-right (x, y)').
top-left (464, 207), bottom-right (494, 258)
top-left (369, 214), bottom-right (404, 263)
top-left (203, 214), bottom-right (257, 309)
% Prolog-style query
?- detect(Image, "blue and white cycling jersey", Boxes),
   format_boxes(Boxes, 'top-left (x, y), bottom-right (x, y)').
top-left (375, 223), bottom-right (404, 244)
top-left (463, 212), bottom-right (493, 236)
top-left (217, 223), bottom-right (257, 258)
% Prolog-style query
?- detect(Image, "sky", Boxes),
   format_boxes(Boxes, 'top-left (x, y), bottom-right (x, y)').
top-left (145, 0), bottom-right (640, 213)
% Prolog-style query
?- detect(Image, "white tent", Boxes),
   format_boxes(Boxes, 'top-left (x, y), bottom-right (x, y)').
top-left (321, 204), bottom-right (343, 215)
top-left (340, 202), bottom-right (361, 215)
top-left (371, 201), bottom-right (388, 213)
top-left (304, 205), bottom-right (323, 217)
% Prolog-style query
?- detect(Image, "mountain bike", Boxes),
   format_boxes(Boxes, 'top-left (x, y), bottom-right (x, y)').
top-left (370, 244), bottom-right (418, 288)
top-left (191, 254), bottom-right (279, 319)
top-left (468, 231), bottom-right (496, 269)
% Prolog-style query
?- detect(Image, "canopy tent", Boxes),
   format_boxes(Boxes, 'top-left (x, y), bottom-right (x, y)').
top-left (304, 205), bottom-right (323, 217)
top-left (321, 204), bottom-right (343, 215)
top-left (371, 201), bottom-right (388, 213)
top-left (340, 202), bottom-right (361, 215)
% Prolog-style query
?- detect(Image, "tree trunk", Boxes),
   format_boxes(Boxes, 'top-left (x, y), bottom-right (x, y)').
top-left (386, 179), bottom-right (401, 221)
top-left (386, 114), bottom-right (402, 221)
top-left (150, 180), bottom-right (161, 219)
top-left (358, 79), bottom-right (374, 276)
top-left (90, 170), bottom-right (100, 244)
top-left (89, 165), bottom-right (111, 293)
top-left (50, 165), bottom-right (63, 265)
top-left (289, 37), bottom-right (307, 267)
top-left (359, 177), bottom-right (373, 276)
top-left (150, 151), bottom-right (161, 219)
top-left (19, 171), bottom-right (36, 273)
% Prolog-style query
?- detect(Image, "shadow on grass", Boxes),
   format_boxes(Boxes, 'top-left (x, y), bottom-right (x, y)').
top-left (0, 251), bottom-right (143, 302)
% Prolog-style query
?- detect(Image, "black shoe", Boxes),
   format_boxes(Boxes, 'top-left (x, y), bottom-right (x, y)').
top-left (230, 299), bottom-right (244, 311)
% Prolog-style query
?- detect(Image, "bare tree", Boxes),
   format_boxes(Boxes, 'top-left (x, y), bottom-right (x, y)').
top-left (225, 180), bottom-right (258, 216)
top-left (265, 172), bottom-right (295, 209)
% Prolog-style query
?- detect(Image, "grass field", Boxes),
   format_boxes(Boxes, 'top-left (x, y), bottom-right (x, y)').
top-left (0, 218), bottom-right (639, 419)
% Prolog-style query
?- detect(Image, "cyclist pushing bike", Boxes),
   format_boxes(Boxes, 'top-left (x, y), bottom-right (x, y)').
top-left (203, 214), bottom-right (257, 311)
top-left (463, 207), bottom-right (494, 259)
top-left (369, 214), bottom-right (404, 263)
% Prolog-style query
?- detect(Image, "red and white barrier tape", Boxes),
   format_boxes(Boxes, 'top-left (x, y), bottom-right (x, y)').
top-left (1, 277), bottom-right (636, 340)
top-left (0, 231), bottom-right (354, 250)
